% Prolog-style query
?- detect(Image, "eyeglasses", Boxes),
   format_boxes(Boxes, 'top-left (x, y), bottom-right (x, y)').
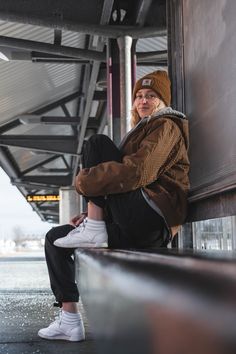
top-left (135, 94), bottom-right (158, 101)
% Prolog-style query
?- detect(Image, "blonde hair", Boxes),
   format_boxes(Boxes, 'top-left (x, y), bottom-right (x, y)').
top-left (130, 98), bottom-right (166, 128)
top-left (130, 105), bottom-right (141, 128)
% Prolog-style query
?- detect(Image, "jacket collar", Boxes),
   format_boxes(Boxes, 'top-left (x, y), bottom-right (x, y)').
top-left (145, 107), bottom-right (186, 122)
top-left (119, 107), bottom-right (186, 148)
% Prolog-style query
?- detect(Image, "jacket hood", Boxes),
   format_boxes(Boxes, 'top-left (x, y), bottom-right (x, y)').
top-left (148, 107), bottom-right (189, 150)
top-left (150, 107), bottom-right (186, 120)
top-left (119, 107), bottom-right (189, 150)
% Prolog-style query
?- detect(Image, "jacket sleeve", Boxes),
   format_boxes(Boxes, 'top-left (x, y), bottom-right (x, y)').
top-left (75, 119), bottom-right (182, 196)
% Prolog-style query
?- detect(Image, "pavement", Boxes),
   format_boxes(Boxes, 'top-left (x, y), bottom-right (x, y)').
top-left (0, 252), bottom-right (96, 354)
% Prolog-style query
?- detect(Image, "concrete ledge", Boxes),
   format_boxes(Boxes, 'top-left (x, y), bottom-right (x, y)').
top-left (75, 249), bottom-right (236, 354)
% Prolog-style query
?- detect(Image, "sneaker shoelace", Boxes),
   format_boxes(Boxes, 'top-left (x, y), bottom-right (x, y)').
top-left (69, 218), bottom-right (87, 236)
top-left (49, 310), bottom-right (62, 327)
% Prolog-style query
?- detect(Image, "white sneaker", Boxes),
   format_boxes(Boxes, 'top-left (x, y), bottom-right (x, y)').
top-left (53, 219), bottom-right (108, 248)
top-left (38, 311), bottom-right (85, 342)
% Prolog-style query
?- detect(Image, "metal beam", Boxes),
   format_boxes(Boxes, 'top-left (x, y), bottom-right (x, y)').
top-left (0, 135), bottom-right (78, 155)
top-left (19, 116), bottom-right (81, 125)
top-left (0, 146), bottom-right (20, 177)
top-left (0, 35), bottom-right (106, 61)
top-left (45, 217), bottom-right (59, 222)
top-left (11, 180), bottom-right (59, 191)
top-left (18, 115), bottom-right (100, 130)
top-left (167, 0), bottom-right (185, 112)
top-left (76, 66), bottom-right (100, 155)
top-left (25, 90), bottom-right (104, 118)
top-left (38, 167), bottom-right (70, 173)
top-left (71, 0), bottom-right (113, 181)
top-left (136, 61), bottom-right (167, 67)
top-left (21, 155), bottom-right (60, 175)
top-left (62, 156), bottom-right (71, 170)
top-left (61, 104), bottom-right (71, 118)
top-left (97, 104), bottom-right (108, 135)
top-left (135, 0), bottom-right (153, 26)
top-left (31, 52), bottom-right (90, 64)
top-left (54, 29), bottom-right (62, 46)
top-left (39, 205), bottom-right (59, 211)
top-left (0, 119), bottom-right (21, 133)
top-left (137, 50), bottom-right (167, 61)
top-left (75, 0), bottom-right (112, 158)
top-left (13, 175), bottom-right (72, 187)
top-left (40, 210), bottom-right (59, 217)
top-left (0, 13), bottom-right (166, 39)
top-left (33, 92), bottom-right (81, 115)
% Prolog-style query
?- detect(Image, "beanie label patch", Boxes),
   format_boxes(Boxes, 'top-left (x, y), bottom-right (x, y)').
top-left (142, 79), bottom-right (152, 86)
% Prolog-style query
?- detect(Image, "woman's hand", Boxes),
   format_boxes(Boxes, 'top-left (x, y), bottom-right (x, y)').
top-left (70, 212), bottom-right (87, 227)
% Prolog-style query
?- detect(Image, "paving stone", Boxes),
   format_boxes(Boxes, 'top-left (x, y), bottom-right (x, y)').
top-left (0, 256), bottom-right (95, 354)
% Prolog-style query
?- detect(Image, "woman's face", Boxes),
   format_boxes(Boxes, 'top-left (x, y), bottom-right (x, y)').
top-left (134, 89), bottom-right (160, 119)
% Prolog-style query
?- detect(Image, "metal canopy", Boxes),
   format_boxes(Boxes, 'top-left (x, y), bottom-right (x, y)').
top-left (0, 0), bottom-right (167, 223)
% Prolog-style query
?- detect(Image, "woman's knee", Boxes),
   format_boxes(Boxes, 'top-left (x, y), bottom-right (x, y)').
top-left (45, 224), bottom-right (74, 244)
top-left (87, 134), bottom-right (112, 145)
top-left (82, 133), bottom-right (121, 167)
top-left (83, 134), bottom-right (113, 154)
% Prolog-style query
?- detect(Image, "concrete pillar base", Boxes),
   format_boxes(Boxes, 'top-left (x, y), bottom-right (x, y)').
top-left (59, 187), bottom-right (81, 225)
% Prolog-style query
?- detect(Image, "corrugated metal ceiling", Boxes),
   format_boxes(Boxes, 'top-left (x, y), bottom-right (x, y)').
top-left (0, 0), bottom-right (168, 223)
top-left (0, 20), bottom-right (85, 125)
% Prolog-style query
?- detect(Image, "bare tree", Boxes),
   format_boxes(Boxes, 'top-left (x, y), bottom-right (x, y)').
top-left (11, 225), bottom-right (26, 246)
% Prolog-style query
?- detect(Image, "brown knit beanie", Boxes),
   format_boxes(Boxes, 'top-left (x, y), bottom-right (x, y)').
top-left (132, 70), bottom-right (171, 106)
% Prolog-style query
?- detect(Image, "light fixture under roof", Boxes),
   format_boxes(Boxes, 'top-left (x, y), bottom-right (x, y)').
top-left (0, 50), bottom-right (9, 61)
top-left (0, 46), bottom-right (32, 61)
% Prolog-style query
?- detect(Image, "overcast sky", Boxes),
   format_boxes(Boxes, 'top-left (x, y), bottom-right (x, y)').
top-left (0, 167), bottom-right (57, 239)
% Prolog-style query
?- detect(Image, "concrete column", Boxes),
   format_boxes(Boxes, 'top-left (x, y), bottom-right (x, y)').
top-left (178, 222), bottom-right (194, 249)
top-left (59, 186), bottom-right (81, 225)
top-left (221, 217), bottom-right (229, 250)
top-left (117, 36), bottom-right (133, 137)
top-left (231, 216), bottom-right (236, 250)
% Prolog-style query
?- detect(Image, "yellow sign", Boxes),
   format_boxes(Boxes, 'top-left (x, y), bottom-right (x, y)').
top-left (27, 195), bottom-right (60, 202)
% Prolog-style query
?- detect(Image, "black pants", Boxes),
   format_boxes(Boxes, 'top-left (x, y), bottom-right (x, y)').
top-left (45, 134), bottom-right (168, 303)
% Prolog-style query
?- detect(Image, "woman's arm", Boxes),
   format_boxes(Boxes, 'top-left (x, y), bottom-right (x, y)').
top-left (75, 119), bottom-right (183, 196)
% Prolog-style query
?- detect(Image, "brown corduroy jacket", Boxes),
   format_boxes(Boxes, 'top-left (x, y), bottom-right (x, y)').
top-left (75, 108), bottom-right (190, 237)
